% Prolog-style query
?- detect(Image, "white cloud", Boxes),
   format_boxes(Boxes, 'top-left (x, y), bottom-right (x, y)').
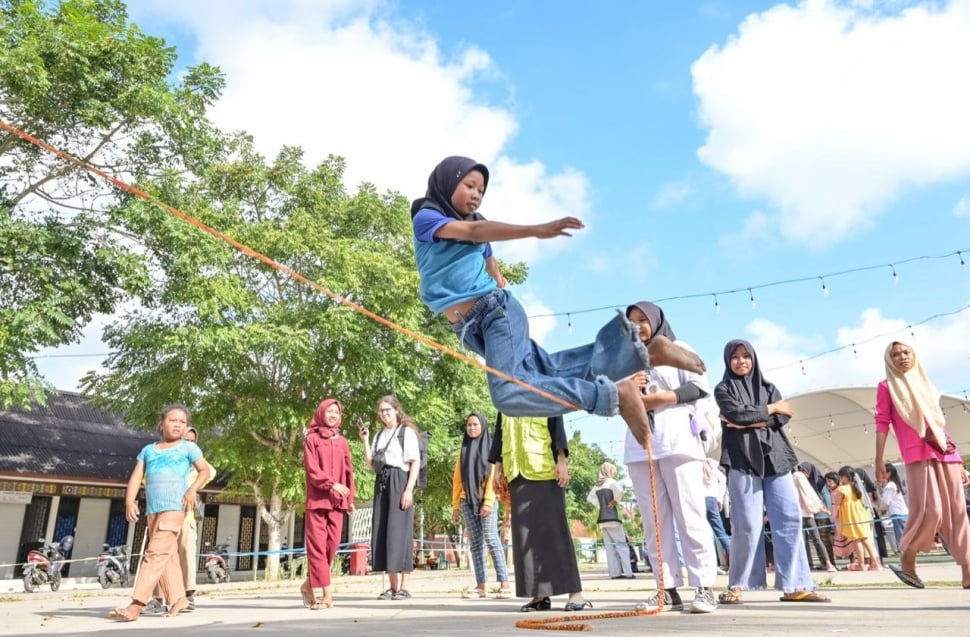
top-left (131, 0), bottom-right (591, 265)
top-left (746, 306), bottom-right (970, 395)
top-left (651, 180), bottom-right (693, 210)
top-left (518, 289), bottom-right (558, 347)
top-left (718, 209), bottom-right (774, 248)
top-left (692, 0), bottom-right (970, 244)
top-left (954, 195), bottom-right (970, 218)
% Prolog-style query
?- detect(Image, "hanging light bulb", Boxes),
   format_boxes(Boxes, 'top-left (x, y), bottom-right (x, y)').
top-left (827, 431), bottom-right (832, 441)
top-left (863, 424), bottom-right (868, 435)
top-left (829, 416), bottom-right (835, 428)
top-left (800, 360), bottom-right (806, 376)
top-left (959, 251), bottom-right (967, 271)
top-left (713, 294), bottom-right (720, 314)
top-left (908, 324), bottom-right (916, 340)
top-left (748, 288), bottom-right (757, 309)
top-left (567, 314), bottom-right (573, 334)
top-left (851, 343), bottom-right (858, 358)
top-left (819, 276), bottom-right (829, 296)
top-left (890, 264), bottom-right (899, 284)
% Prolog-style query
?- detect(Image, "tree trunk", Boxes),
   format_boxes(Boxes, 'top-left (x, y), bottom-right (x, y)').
top-left (255, 487), bottom-right (286, 581)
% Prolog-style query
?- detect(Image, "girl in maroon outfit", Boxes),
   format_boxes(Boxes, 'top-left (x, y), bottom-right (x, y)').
top-left (301, 398), bottom-right (355, 609)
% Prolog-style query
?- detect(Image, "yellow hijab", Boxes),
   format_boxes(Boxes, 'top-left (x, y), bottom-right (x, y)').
top-left (883, 340), bottom-right (947, 449)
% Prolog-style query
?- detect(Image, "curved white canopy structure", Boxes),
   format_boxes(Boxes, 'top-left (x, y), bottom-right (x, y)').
top-left (784, 386), bottom-right (970, 473)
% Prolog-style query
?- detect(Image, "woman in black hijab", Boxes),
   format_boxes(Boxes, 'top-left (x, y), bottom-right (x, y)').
top-left (451, 412), bottom-right (511, 599)
top-left (714, 340), bottom-right (829, 604)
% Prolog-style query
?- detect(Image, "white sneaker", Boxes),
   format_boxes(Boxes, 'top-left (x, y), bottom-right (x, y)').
top-left (635, 589), bottom-right (683, 612)
top-left (690, 587), bottom-right (718, 614)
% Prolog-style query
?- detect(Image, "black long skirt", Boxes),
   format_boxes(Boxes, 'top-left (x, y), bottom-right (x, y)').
top-left (510, 477), bottom-right (582, 598)
top-left (370, 467), bottom-right (414, 573)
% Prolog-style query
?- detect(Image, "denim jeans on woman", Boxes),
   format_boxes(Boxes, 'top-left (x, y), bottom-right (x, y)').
top-left (727, 469), bottom-right (815, 592)
top-left (451, 289), bottom-right (647, 417)
top-left (460, 499), bottom-right (509, 585)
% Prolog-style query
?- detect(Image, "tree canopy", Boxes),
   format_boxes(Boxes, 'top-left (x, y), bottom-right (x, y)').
top-left (0, 0), bottom-right (224, 407)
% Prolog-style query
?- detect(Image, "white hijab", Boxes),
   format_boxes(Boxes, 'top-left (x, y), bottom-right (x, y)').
top-left (883, 340), bottom-right (947, 450)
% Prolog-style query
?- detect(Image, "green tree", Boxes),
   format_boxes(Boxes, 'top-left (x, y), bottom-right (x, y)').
top-left (0, 0), bottom-right (224, 407)
top-left (82, 135), bottom-right (497, 579)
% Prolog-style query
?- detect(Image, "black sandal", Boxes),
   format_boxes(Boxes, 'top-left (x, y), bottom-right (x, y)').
top-left (520, 597), bottom-right (551, 612)
top-left (888, 564), bottom-right (925, 589)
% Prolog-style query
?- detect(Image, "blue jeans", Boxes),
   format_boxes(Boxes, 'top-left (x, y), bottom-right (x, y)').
top-left (451, 289), bottom-right (648, 416)
top-left (460, 499), bottom-right (508, 584)
top-left (889, 515), bottom-right (908, 551)
top-left (727, 470), bottom-right (814, 592)
top-left (706, 496), bottom-right (732, 558)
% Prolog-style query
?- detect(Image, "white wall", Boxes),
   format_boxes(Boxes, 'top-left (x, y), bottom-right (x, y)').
top-left (216, 506), bottom-right (241, 571)
top-left (0, 503), bottom-right (27, 579)
top-left (71, 499), bottom-right (110, 578)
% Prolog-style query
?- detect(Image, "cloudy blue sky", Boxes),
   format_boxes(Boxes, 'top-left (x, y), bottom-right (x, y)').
top-left (37, 0), bottom-right (970, 459)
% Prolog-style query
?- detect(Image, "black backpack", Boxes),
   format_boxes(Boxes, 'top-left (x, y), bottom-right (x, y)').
top-left (397, 426), bottom-right (430, 489)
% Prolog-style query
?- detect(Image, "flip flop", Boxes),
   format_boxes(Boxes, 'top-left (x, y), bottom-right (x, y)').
top-left (779, 591), bottom-right (831, 603)
top-left (888, 564), bottom-right (925, 589)
top-left (718, 589), bottom-right (744, 605)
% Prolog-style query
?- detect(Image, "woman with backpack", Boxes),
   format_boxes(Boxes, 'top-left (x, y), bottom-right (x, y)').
top-left (358, 395), bottom-right (420, 601)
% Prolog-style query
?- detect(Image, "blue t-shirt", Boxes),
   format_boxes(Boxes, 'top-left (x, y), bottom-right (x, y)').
top-left (412, 208), bottom-right (496, 314)
top-left (137, 440), bottom-right (203, 514)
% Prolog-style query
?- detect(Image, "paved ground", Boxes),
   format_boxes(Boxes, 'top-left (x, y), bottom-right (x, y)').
top-left (2, 560), bottom-right (969, 636)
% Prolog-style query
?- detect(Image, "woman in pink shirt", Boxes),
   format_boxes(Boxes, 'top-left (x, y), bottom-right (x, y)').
top-left (874, 340), bottom-right (970, 589)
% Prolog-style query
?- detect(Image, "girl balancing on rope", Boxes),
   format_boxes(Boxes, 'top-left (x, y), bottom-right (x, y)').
top-left (410, 156), bottom-right (705, 442)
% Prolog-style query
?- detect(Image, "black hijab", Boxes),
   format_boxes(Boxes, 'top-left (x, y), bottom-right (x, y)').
top-left (460, 412), bottom-right (492, 512)
top-left (719, 339), bottom-right (770, 407)
top-left (799, 461), bottom-right (826, 494)
top-left (625, 301), bottom-right (676, 342)
top-left (410, 155), bottom-right (490, 221)
top-left (717, 339), bottom-right (795, 476)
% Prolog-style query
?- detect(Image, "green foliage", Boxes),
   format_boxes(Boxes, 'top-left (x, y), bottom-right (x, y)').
top-left (0, 0), bottom-right (224, 406)
top-left (82, 135), bottom-right (494, 574)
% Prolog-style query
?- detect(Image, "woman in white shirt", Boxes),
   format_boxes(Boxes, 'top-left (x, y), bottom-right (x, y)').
top-left (879, 463), bottom-right (909, 554)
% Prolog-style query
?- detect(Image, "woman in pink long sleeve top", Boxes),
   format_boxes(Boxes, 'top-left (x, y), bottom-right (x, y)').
top-left (301, 398), bottom-right (355, 609)
top-left (874, 341), bottom-right (970, 589)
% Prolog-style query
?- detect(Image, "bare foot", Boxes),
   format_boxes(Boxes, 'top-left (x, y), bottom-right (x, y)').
top-left (110, 603), bottom-right (144, 622)
top-left (617, 376), bottom-right (650, 446)
top-left (646, 335), bottom-right (706, 373)
top-left (162, 597), bottom-right (188, 617)
top-left (321, 585), bottom-right (334, 608)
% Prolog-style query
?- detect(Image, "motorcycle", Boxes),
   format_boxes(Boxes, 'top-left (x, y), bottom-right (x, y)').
top-left (23, 535), bottom-right (73, 593)
top-left (203, 539), bottom-right (231, 584)
top-left (279, 541), bottom-right (306, 579)
top-left (97, 543), bottom-right (131, 589)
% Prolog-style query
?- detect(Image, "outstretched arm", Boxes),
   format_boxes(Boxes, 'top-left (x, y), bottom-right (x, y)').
top-left (434, 217), bottom-right (584, 243)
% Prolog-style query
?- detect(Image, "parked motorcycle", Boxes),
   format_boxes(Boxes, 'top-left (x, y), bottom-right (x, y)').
top-left (23, 535), bottom-right (73, 593)
top-left (203, 539), bottom-right (231, 584)
top-left (97, 543), bottom-right (131, 589)
top-left (279, 541), bottom-right (306, 579)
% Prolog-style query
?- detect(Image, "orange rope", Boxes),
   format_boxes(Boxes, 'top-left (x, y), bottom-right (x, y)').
top-left (0, 118), bottom-right (579, 412)
top-left (516, 609), bottom-right (655, 632)
top-left (3, 118), bottom-right (672, 632)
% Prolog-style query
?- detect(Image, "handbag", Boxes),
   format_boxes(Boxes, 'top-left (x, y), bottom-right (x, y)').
top-left (371, 426), bottom-right (400, 474)
top-left (923, 428), bottom-right (956, 455)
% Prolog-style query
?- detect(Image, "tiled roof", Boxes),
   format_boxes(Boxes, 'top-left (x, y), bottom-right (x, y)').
top-left (0, 391), bottom-right (156, 482)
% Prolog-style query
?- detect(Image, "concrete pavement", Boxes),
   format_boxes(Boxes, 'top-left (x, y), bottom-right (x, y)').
top-left (2, 560), bottom-right (969, 636)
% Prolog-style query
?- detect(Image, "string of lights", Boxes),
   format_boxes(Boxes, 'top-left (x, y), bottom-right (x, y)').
top-left (528, 247), bottom-right (969, 319)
